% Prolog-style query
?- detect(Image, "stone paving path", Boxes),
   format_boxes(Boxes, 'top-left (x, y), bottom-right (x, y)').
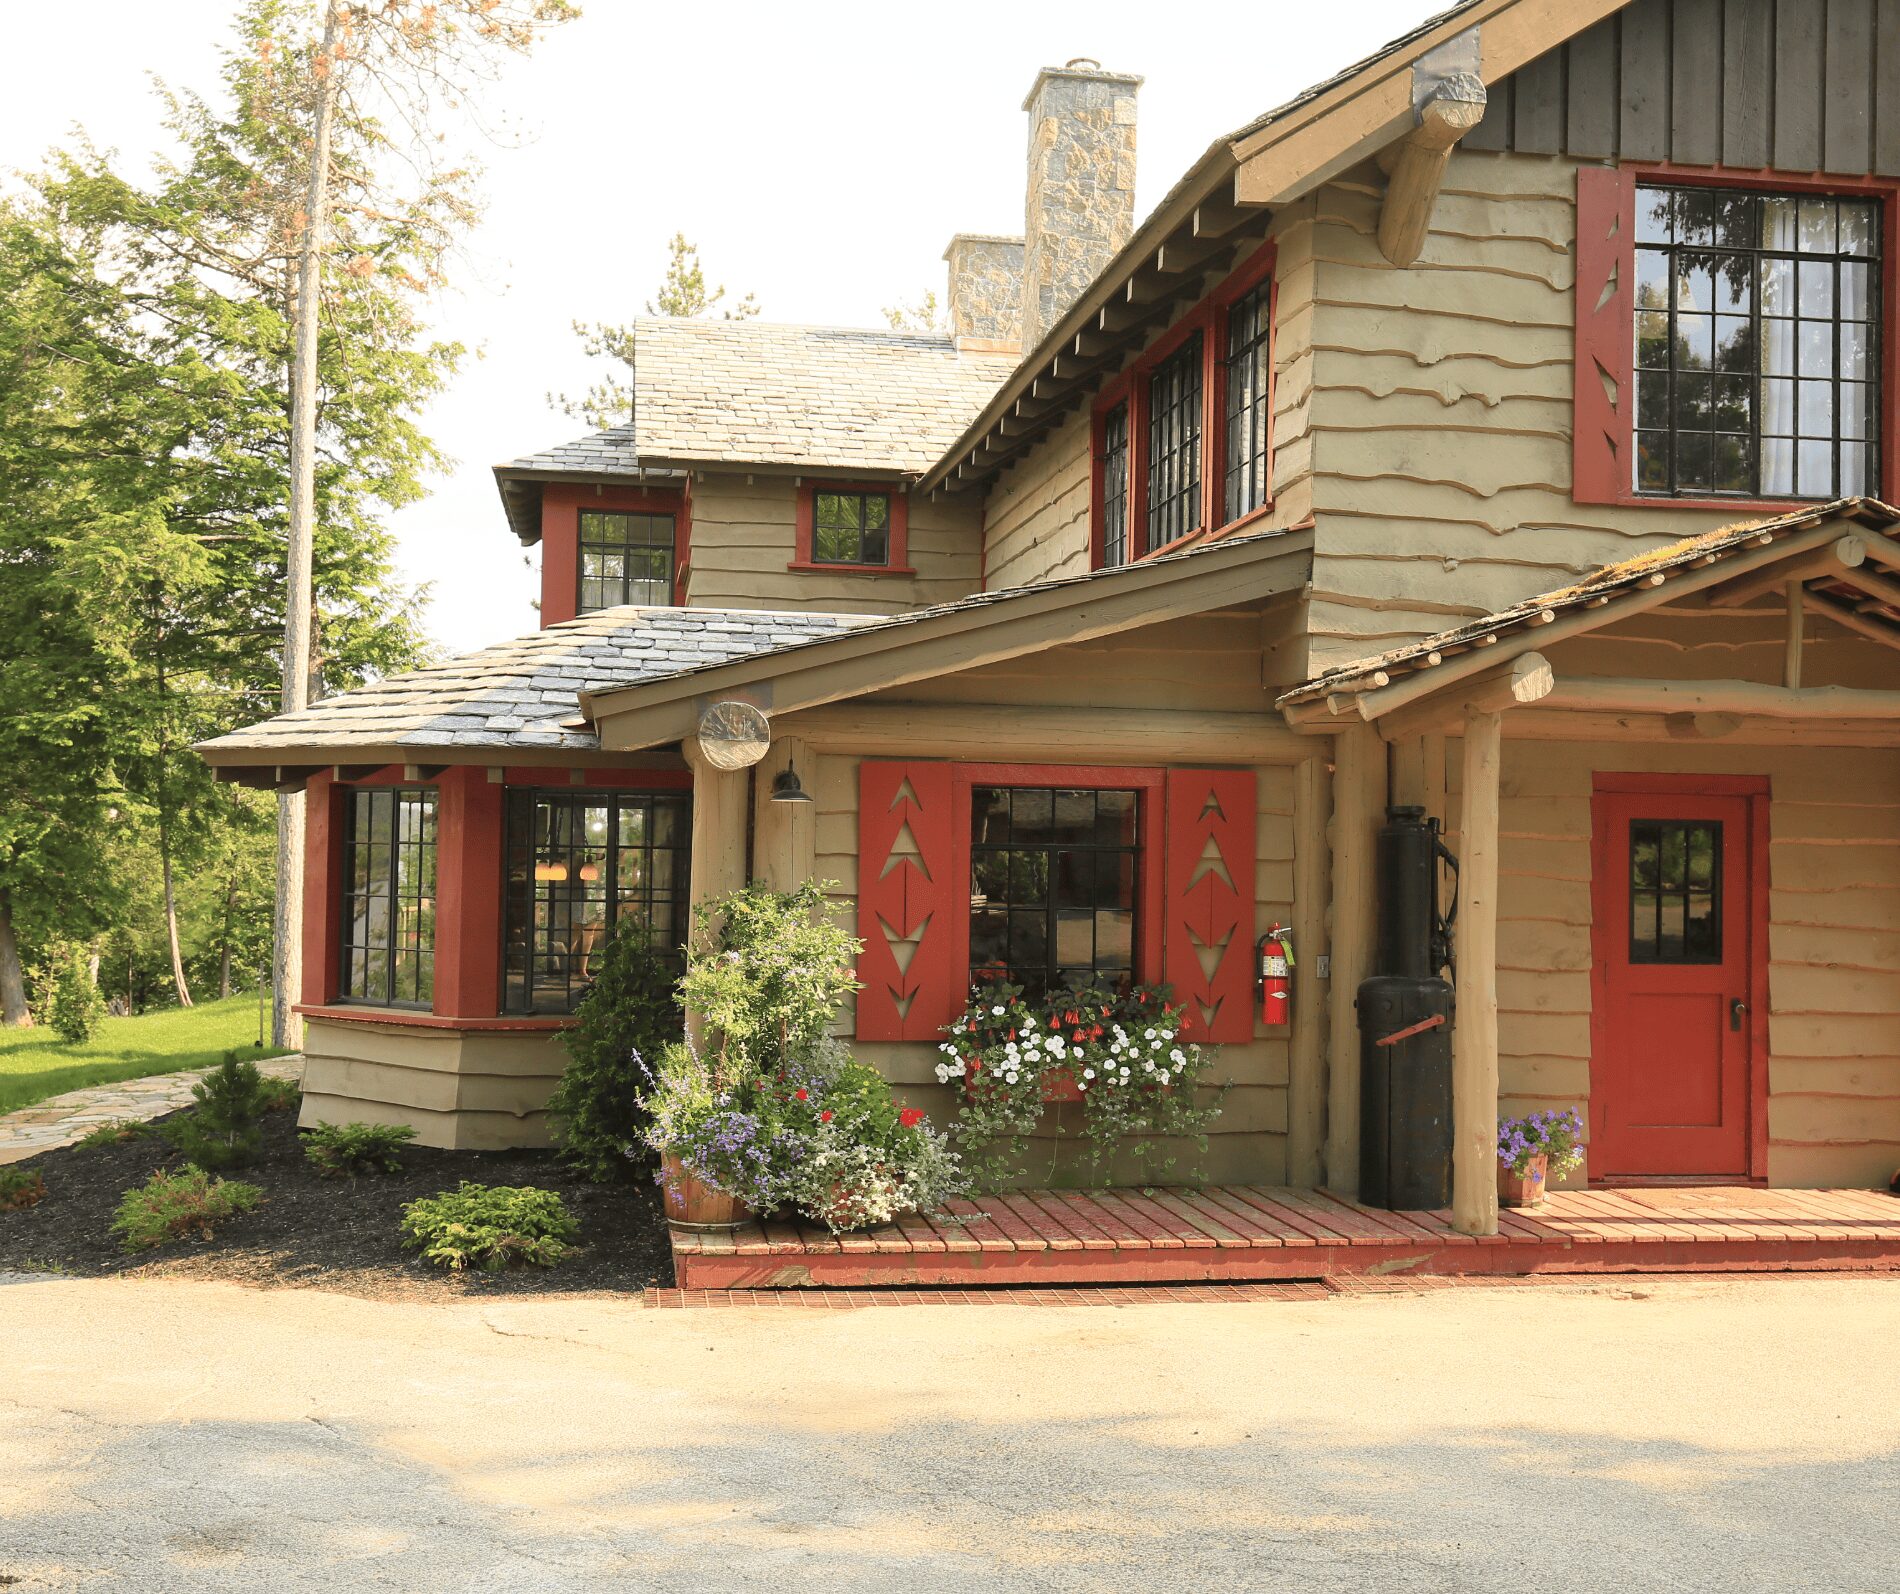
top-left (0, 1056), bottom-right (304, 1165)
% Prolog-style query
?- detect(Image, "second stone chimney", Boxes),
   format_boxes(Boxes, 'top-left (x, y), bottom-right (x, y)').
top-left (1019, 60), bottom-right (1141, 352)
top-left (943, 234), bottom-right (1026, 349)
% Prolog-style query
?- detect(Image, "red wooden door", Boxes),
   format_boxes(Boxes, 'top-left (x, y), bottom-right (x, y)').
top-left (1591, 790), bottom-right (1755, 1178)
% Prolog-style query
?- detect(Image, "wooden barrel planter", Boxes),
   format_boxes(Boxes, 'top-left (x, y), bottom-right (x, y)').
top-left (660, 1153), bottom-right (751, 1231)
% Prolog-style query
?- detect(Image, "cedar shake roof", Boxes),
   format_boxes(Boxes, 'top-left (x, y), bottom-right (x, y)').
top-left (1279, 498), bottom-right (1900, 706)
top-left (196, 607), bottom-right (875, 762)
top-left (628, 318), bottom-right (1018, 472)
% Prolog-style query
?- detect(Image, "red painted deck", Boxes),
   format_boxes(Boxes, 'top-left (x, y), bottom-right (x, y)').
top-left (668, 1184), bottom-right (1900, 1290)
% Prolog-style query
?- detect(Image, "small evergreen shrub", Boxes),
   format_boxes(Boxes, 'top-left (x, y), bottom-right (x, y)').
top-left (303, 1121), bottom-right (417, 1179)
top-left (48, 946), bottom-right (107, 1045)
top-left (0, 1167), bottom-right (47, 1211)
top-left (399, 1182), bottom-right (579, 1272)
top-left (162, 1052), bottom-right (272, 1170)
top-left (76, 1119), bottom-right (153, 1150)
top-left (110, 1167), bottom-right (262, 1251)
top-left (548, 920), bottom-right (683, 1182)
top-left (258, 1075), bottom-right (302, 1114)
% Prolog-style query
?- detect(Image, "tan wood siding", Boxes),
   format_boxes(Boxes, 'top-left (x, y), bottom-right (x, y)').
top-left (684, 474), bottom-right (980, 615)
top-left (1466, 0), bottom-right (1900, 179)
top-left (1449, 739), bottom-right (1900, 1188)
top-left (1301, 149), bottom-right (1852, 667)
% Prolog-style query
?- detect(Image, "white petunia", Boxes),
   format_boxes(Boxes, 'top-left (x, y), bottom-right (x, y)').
top-left (991, 1005), bottom-right (1006, 1016)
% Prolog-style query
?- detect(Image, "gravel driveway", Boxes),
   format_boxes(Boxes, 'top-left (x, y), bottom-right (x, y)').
top-left (1, 1273), bottom-right (1895, 1591)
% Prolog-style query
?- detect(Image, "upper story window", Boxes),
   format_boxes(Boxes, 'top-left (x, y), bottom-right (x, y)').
top-left (1634, 185), bottom-right (1881, 500)
top-left (1099, 402), bottom-right (1130, 568)
top-left (579, 509), bottom-right (676, 612)
top-left (812, 490), bottom-right (890, 566)
top-left (1089, 241), bottom-right (1276, 570)
top-left (1224, 281), bottom-right (1273, 522)
top-left (339, 787), bottom-right (437, 1008)
top-left (793, 482), bottom-right (911, 573)
top-left (502, 789), bottom-right (690, 1014)
top-left (1147, 333), bottom-right (1204, 549)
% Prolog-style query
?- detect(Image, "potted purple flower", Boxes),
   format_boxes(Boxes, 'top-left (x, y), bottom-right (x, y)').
top-left (1496, 1109), bottom-right (1585, 1207)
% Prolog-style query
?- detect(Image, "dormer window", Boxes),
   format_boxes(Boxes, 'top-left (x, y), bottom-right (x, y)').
top-left (813, 490), bottom-right (891, 565)
top-left (579, 509), bottom-right (676, 612)
top-left (1147, 332), bottom-right (1204, 549)
top-left (792, 482), bottom-right (913, 574)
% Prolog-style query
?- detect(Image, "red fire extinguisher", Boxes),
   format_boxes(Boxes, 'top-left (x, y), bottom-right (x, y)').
top-left (1258, 924), bottom-right (1293, 1028)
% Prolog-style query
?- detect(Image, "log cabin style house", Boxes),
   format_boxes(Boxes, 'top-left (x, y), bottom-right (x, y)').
top-left (201, 0), bottom-right (1900, 1238)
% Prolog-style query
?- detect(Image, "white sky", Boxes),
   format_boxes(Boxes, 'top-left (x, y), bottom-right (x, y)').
top-left (5, 0), bottom-right (1427, 655)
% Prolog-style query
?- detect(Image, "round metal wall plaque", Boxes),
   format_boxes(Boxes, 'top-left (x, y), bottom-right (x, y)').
top-left (695, 700), bottom-right (771, 769)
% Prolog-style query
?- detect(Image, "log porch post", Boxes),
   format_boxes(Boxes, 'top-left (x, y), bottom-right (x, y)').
top-left (1287, 752), bottom-right (1331, 1187)
top-left (682, 743), bottom-right (751, 1051)
top-left (1324, 721), bottom-right (1384, 1197)
top-left (751, 735), bottom-right (816, 893)
top-left (1452, 709), bottom-right (1502, 1236)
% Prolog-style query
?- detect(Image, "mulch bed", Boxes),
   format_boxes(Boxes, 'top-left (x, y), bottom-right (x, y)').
top-left (0, 1104), bottom-right (674, 1302)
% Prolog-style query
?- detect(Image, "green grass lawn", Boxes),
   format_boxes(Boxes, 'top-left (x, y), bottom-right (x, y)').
top-left (0, 996), bottom-right (289, 1115)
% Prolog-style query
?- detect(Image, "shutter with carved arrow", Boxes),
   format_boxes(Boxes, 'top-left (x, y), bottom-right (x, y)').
top-left (1573, 165), bottom-right (1637, 505)
top-left (1162, 769), bottom-right (1257, 1043)
top-left (856, 761), bottom-right (961, 1042)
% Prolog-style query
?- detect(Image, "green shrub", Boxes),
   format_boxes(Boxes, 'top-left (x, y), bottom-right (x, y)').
top-left (258, 1075), bottom-right (302, 1114)
top-left (110, 1167), bottom-right (262, 1251)
top-left (76, 1119), bottom-right (153, 1150)
top-left (303, 1121), bottom-right (417, 1178)
top-left (400, 1182), bottom-right (579, 1272)
top-left (48, 946), bottom-right (107, 1045)
top-left (0, 1167), bottom-right (47, 1211)
top-left (548, 920), bottom-right (683, 1182)
top-left (162, 1052), bottom-right (271, 1170)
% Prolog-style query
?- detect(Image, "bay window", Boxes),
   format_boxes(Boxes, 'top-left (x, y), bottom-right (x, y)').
top-left (339, 787), bottom-right (437, 1008)
top-left (503, 789), bottom-right (691, 1014)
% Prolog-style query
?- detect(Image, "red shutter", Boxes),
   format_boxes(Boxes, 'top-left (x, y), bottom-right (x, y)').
top-left (1573, 166), bottom-right (1637, 505)
top-left (856, 761), bottom-right (961, 1042)
top-left (1162, 769), bottom-right (1257, 1043)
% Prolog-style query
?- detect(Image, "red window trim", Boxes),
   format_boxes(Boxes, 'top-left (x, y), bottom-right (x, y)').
top-left (1575, 161), bottom-right (1899, 513)
top-left (946, 763), bottom-right (1167, 996)
top-left (1090, 239), bottom-right (1278, 570)
top-left (541, 483), bottom-right (691, 625)
top-left (792, 481), bottom-right (913, 574)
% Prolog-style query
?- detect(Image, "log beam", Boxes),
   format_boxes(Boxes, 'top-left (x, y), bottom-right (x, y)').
top-left (1540, 676), bottom-right (1900, 719)
top-left (1374, 652), bottom-right (1555, 742)
top-left (1806, 590), bottom-right (1900, 651)
top-left (1376, 79), bottom-right (1488, 267)
top-left (1324, 723), bottom-right (1384, 1199)
top-left (1706, 535), bottom-right (1866, 608)
top-left (1834, 561), bottom-right (1900, 612)
top-left (1451, 709), bottom-right (1501, 1237)
top-left (1287, 753), bottom-right (1331, 1188)
top-left (782, 703), bottom-right (1313, 765)
top-left (1784, 581), bottom-right (1804, 689)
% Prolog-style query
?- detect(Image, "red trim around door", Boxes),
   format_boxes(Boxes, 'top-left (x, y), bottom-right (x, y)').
top-left (1588, 773), bottom-right (1770, 1182)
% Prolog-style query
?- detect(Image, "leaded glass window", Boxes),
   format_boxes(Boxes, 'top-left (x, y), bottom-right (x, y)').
top-left (1100, 402), bottom-right (1130, 568)
top-left (1634, 184), bottom-right (1881, 499)
top-left (1147, 333), bottom-right (1203, 548)
top-left (968, 786), bottom-right (1139, 1000)
top-left (1224, 282), bottom-right (1273, 522)
top-left (578, 510), bottom-right (675, 612)
top-left (339, 787), bottom-right (437, 1008)
top-left (811, 491), bottom-right (890, 566)
top-left (503, 790), bottom-right (691, 1015)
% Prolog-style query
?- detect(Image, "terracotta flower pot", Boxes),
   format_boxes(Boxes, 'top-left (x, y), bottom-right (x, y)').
top-left (1041, 1067), bottom-right (1084, 1104)
top-left (1498, 1153), bottom-right (1549, 1208)
top-left (660, 1153), bottom-right (750, 1230)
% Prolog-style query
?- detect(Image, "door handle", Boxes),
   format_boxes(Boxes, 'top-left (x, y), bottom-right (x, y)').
top-left (1729, 998), bottom-right (1748, 1032)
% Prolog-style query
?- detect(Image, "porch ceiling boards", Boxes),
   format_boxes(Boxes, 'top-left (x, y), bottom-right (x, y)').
top-left (669, 1184), bottom-right (1900, 1291)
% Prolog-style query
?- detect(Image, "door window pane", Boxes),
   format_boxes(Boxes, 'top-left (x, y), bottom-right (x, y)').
top-left (1628, 820), bottom-right (1723, 965)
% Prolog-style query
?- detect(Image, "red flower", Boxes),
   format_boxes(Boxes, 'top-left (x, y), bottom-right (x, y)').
top-left (794, 1088), bottom-right (808, 1101)
top-left (1089, 1025), bottom-right (1104, 1040)
top-left (1007, 1028), bottom-right (1017, 1041)
top-left (820, 1109), bottom-right (834, 1123)
top-left (899, 1107), bottom-right (925, 1128)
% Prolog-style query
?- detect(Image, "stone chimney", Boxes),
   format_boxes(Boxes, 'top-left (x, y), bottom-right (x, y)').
top-left (1019, 60), bottom-right (1141, 352)
top-left (942, 234), bottom-right (1025, 349)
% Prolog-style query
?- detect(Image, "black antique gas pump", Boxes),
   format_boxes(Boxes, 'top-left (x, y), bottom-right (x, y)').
top-left (1358, 805), bottom-right (1459, 1209)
